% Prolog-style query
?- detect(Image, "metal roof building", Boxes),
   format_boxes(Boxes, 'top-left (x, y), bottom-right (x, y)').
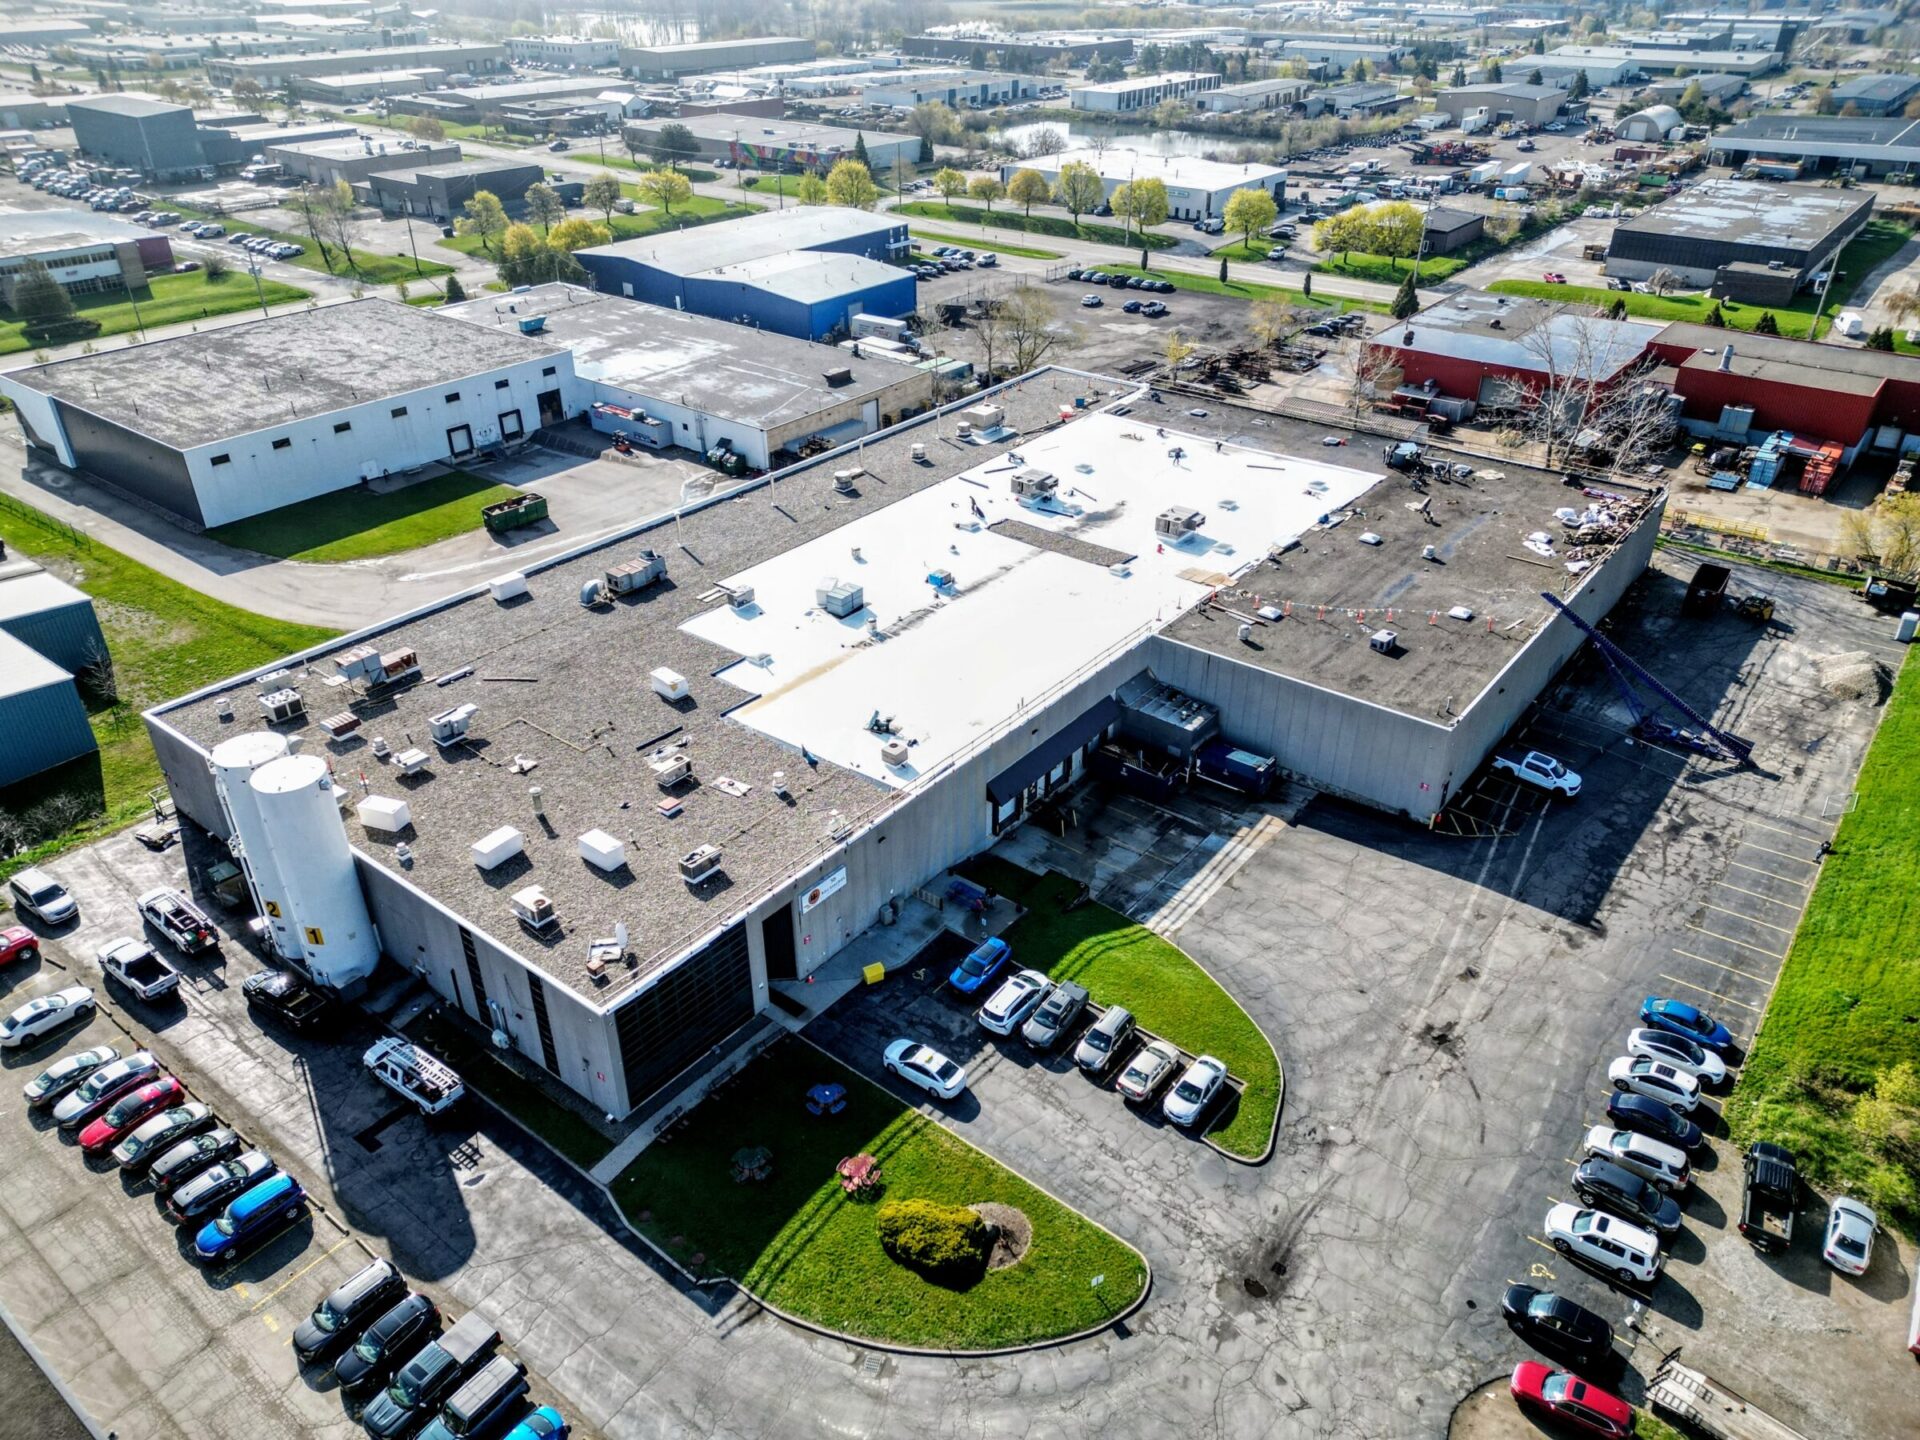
top-left (1833, 72), bottom-right (1920, 117)
top-left (1604, 178), bottom-right (1873, 293)
top-left (1368, 290), bottom-right (1665, 404)
top-left (0, 630), bottom-right (96, 789)
top-left (0, 560), bottom-right (106, 674)
top-left (1709, 114), bottom-right (1920, 178)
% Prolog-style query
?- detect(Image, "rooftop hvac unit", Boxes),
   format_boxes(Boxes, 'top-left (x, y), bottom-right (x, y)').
top-left (471, 825), bottom-right (525, 870)
top-left (963, 402), bottom-right (1005, 431)
top-left (679, 843), bottom-right (723, 883)
top-left (648, 746), bottom-right (692, 788)
top-left (378, 648), bottom-right (419, 682)
top-left (606, 550), bottom-right (666, 594)
top-left (429, 703), bottom-right (478, 745)
top-left (881, 736), bottom-right (910, 768)
top-left (927, 567), bottom-right (955, 591)
top-left (816, 578), bottom-right (864, 617)
top-left (510, 884), bottom-right (558, 930)
top-left (319, 711), bottom-right (361, 739)
top-left (255, 666), bottom-right (295, 694)
top-left (1370, 629), bottom-right (1398, 655)
top-left (1154, 508), bottom-right (1205, 540)
top-left (722, 583), bottom-right (755, 610)
top-left (357, 795), bottom-right (411, 833)
top-left (332, 644), bottom-right (382, 683)
top-left (823, 366), bottom-right (854, 387)
top-left (259, 687), bottom-right (305, 723)
top-left (833, 469), bottom-right (857, 494)
top-left (578, 828), bottom-right (626, 872)
top-left (650, 667), bottom-right (689, 701)
top-left (395, 746), bottom-right (431, 776)
top-left (489, 571), bottom-right (529, 603)
top-left (1010, 467), bottom-right (1057, 500)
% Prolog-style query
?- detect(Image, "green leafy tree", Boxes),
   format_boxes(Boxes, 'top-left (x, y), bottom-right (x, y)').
top-left (1867, 325), bottom-right (1896, 351)
top-left (1569, 71), bottom-right (1590, 100)
top-left (1007, 167), bottom-right (1050, 216)
top-left (443, 274), bottom-right (467, 303)
top-left (1052, 159), bottom-right (1104, 225)
top-left (582, 172), bottom-right (622, 225)
top-left (1111, 176), bottom-right (1169, 238)
top-left (1451, 63), bottom-right (1467, 86)
top-left (1484, 60), bottom-right (1503, 82)
top-left (635, 167), bottom-right (693, 216)
top-left (1754, 310), bottom-right (1780, 335)
top-left (525, 181), bottom-right (564, 233)
top-left (826, 157), bottom-right (879, 209)
top-left (456, 189), bottom-right (509, 257)
top-left (1527, 68), bottom-right (1544, 86)
top-left (406, 114), bottom-right (445, 142)
top-left (1223, 186), bottom-right (1279, 251)
top-left (548, 217), bottom-right (610, 253)
top-left (967, 174), bottom-right (1005, 212)
top-left (7, 258), bottom-right (73, 325)
top-left (1704, 303), bottom-right (1727, 328)
top-left (649, 121), bottom-right (698, 171)
top-left (853, 132), bottom-right (870, 169)
top-left (932, 166), bottom-right (968, 204)
top-left (796, 172), bottom-right (828, 205)
top-left (1391, 269), bottom-right (1418, 319)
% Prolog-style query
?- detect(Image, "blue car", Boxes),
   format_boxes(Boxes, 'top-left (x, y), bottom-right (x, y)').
top-left (1605, 1091), bottom-right (1703, 1151)
top-left (1639, 996), bottom-right (1733, 1054)
top-left (193, 1173), bottom-right (307, 1262)
top-left (949, 937), bottom-right (1010, 996)
top-left (506, 1407), bottom-right (570, 1440)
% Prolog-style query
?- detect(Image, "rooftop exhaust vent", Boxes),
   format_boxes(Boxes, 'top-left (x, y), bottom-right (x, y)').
top-left (680, 843), bottom-right (723, 883)
top-left (511, 884), bottom-right (557, 930)
top-left (429, 703), bottom-right (477, 746)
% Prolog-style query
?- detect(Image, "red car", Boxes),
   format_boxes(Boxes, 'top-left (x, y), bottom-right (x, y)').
top-left (78, 1076), bottom-right (184, 1154)
top-left (0, 925), bottom-right (39, 967)
top-left (1510, 1362), bottom-right (1632, 1437)
top-left (1543, 271), bottom-right (1568, 284)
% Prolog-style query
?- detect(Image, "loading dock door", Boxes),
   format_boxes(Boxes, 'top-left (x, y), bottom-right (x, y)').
top-left (762, 901), bottom-right (798, 981)
top-left (447, 423), bottom-right (474, 457)
top-left (537, 389), bottom-right (564, 426)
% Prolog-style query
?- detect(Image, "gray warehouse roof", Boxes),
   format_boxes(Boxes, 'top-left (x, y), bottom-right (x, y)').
top-left (1834, 73), bottom-right (1920, 104)
top-left (576, 206), bottom-right (896, 278)
top-left (66, 93), bottom-right (185, 117)
top-left (0, 563), bottom-right (92, 626)
top-left (436, 284), bottom-right (918, 429)
top-left (1715, 114), bottom-right (1920, 148)
top-left (1615, 177), bottom-right (1872, 249)
top-left (10, 299), bottom-right (567, 451)
top-left (0, 208), bottom-right (153, 259)
top-left (0, 630), bottom-right (71, 700)
top-left (373, 158), bottom-right (539, 183)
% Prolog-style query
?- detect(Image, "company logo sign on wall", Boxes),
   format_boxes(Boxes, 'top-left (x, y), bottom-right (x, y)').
top-left (800, 867), bottom-right (847, 914)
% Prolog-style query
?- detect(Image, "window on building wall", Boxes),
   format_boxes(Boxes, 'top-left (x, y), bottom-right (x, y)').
top-left (542, 365), bottom-right (557, 376)
top-left (494, 378), bottom-right (509, 389)
top-left (391, 405), bottom-right (408, 418)
top-left (444, 391), bottom-right (460, 403)
top-left (271, 437), bottom-right (290, 450)
top-left (333, 421), bottom-right (351, 433)
top-left (210, 454), bottom-right (231, 465)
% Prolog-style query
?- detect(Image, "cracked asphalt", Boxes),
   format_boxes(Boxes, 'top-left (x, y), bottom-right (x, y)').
top-left (1, 550), bottom-right (1915, 1439)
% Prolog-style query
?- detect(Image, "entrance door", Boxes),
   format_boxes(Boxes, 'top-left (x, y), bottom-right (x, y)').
top-left (446, 424), bottom-right (473, 457)
top-left (761, 902), bottom-right (798, 981)
top-left (537, 389), bottom-right (564, 426)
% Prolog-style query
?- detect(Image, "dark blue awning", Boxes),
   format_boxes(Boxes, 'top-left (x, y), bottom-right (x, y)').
top-left (986, 694), bottom-right (1121, 806)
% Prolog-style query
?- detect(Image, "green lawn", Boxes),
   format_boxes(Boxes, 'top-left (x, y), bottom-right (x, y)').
top-left (0, 498), bottom-right (336, 880)
top-left (409, 1009), bottom-right (612, 1171)
top-left (1725, 647), bottom-right (1920, 1225)
top-left (438, 197), bottom-right (759, 256)
top-left (610, 1037), bottom-right (1146, 1349)
top-left (168, 203), bottom-right (453, 285)
top-left (908, 227), bottom-right (1063, 260)
top-left (0, 269), bottom-right (310, 355)
top-left (1315, 251), bottom-right (1469, 284)
top-left (960, 858), bottom-right (1282, 1159)
top-left (1096, 262), bottom-right (1380, 314)
top-left (206, 469), bottom-right (521, 563)
top-left (896, 201), bottom-right (1176, 251)
top-left (345, 112), bottom-right (533, 146)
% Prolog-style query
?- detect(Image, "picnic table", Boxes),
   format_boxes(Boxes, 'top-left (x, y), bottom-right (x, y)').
top-left (805, 1083), bottom-right (847, 1117)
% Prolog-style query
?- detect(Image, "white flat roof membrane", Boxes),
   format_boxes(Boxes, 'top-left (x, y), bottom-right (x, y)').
top-left (681, 411), bottom-right (1378, 788)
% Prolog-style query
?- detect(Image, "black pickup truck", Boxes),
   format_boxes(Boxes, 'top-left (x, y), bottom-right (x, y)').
top-left (1737, 1141), bottom-right (1798, 1253)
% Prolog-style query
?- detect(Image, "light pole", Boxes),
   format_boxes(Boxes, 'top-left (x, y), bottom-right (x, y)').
top-left (404, 215), bottom-right (422, 274)
top-left (246, 257), bottom-right (268, 316)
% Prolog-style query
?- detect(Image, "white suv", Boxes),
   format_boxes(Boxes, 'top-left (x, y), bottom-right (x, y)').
top-left (978, 969), bottom-right (1051, 1036)
top-left (9, 867), bottom-right (78, 925)
top-left (1545, 1204), bottom-right (1663, 1284)
top-left (1583, 1125), bottom-right (1691, 1192)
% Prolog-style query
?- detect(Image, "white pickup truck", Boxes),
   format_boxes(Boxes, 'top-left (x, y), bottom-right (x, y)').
top-left (96, 936), bottom-right (183, 1001)
top-left (364, 1036), bottom-right (465, 1115)
top-left (1492, 750), bottom-right (1582, 797)
top-left (137, 887), bottom-right (219, 956)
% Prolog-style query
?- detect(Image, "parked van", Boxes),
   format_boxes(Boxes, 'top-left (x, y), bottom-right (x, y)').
top-left (193, 1173), bottom-right (307, 1262)
top-left (418, 1354), bottom-right (530, 1439)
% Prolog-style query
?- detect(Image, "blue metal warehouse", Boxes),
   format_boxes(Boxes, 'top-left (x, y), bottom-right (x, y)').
top-left (576, 209), bottom-right (914, 342)
top-left (0, 562), bottom-right (108, 673)
top-left (0, 631), bottom-right (95, 788)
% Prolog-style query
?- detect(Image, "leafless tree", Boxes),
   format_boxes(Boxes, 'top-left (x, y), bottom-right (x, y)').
top-left (1000, 285), bottom-right (1073, 373)
top-left (1346, 339), bottom-right (1404, 428)
top-left (1515, 307), bottom-right (1673, 472)
top-left (1646, 267), bottom-right (1681, 298)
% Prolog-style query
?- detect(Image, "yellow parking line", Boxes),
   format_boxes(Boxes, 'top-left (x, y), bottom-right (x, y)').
top-left (1685, 925), bottom-right (1786, 960)
top-left (249, 1235), bottom-right (353, 1313)
top-left (1740, 841), bottom-right (1818, 865)
top-left (1713, 880), bottom-right (1800, 908)
top-left (1727, 860), bottom-right (1808, 886)
top-left (1673, 949), bottom-right (1773, 984)
top-left (1698, 902), bottom-right (1795, 934)
top-left (263, 1315), bottom-right (279, 1334)
top-left (1659, 974), bottom-right (1762, 1011)
top-left (1526, 1235), bottom-right (1560, 1255)
top-left (1742, 817), bottom-right (1822, 840)
top-left (234, 1283), bottom-right (249, 1299)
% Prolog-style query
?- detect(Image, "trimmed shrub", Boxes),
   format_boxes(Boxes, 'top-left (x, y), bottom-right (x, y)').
top-left (875, 1198), bottom-right (991, 1288)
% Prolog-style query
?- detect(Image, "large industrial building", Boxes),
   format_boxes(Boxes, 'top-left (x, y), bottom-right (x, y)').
top-left (1832, 72), bottom-right (1920, 117)
top-left (858, 69), bottom-right (1040, 110)
top-left (0, 560), bottom-right (104, 789)
top-left (65, 92), bottom-right (206, 177)
top-left (998, 148), bottom-right (1287, 223)
top-left (1546, 42), bottom-right (1781, 80)
top-left (366, 158), bottom-right (545, 220)
top-left (141, 373), bottom-right (1664, 1127)
top-left (204, 42), bottom-right (506, 89)
top-left (1604, 178), bottom-right (1873, 301)
top-left (620, 36), bottom-right (814, 81)
top-left (1070, 71), bottom-right (1223, 113)
top-left (576, 209), bottom-right (914, 343)
top-left (1196, 78), bottom-right (1315, 113)
top-left (1433, 81), bottom-right (1580, 128)
top-left (505, 35), bottom-right (620, 68)
top-left (438, 284), bottom-right (935, 470)
top-left (0, 210), bottom-right (171, 299)
top-left (266, 133), bottom-right (461, 186)
top-left (0, 300), bottom-right (575, 528)
top-left (1709, 114), bottom-right (1920, 178)
top-left (619, 114), bottom-right (918, 174)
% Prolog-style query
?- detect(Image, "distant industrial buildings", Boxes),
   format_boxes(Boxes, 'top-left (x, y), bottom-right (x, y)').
top-left (439, 285), bottom-right (934, 471)
top-left (621, 114), bottom-right (918, 173)
top-left (904, 31), bottom-right (1132, 66)
top-left (1000, 148), bottom-right (1287, 223)
top-left (1605, 179), bottom-right (1873, 303)
top-left (0, 210), bottom-right (172, 299)
top-left (65, 93), bottom-right (207, 178)
top-left (1071, 71), bottom-right (1222, 113)
top-left (576, 209), bottom-right (914, 343)
top-left (1710, 114), bottom-right (1920, 179)
top-left (0, 300), bottom-right (575, 529)
top-left (1275, 38), bottom-right (1408, 70)
top-left (1196, 78), bottom-right (1315, 113)
top-left (365, 158), bottom-right (546, 221)
top-left (1832, 73), bottom-right (1920, 118)
top-left (1643, 72), bottom-right (1748, 107)
top-left (1434, 82), bottom-right (1579, 128)
top-left (505, 35), bottom-right (621, 69)
top-left (1545, 42), bottom-right (1781, 82)
top-left (205, 42), bottom-right (507, 90)
top-left (858, 70), bottom-right (1040, 110)
top-left (619, 37), bottom-right (814, 81)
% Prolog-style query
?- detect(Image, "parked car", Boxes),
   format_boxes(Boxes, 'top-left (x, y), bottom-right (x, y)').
top-left (1604, 1091), bottom-right (1702, 1151)
top-left (1491, 750), bottom-right (1581, 796)
top-left (1626, 1027), bottom-right (1727, 1085)
top-left (1074, 1005), bottom-right (1135, 1076)
top-left (52, 1050), bottom-right (157, 1125)
top-left (293, 1258), bottom-right (408, 1364)
top-left (1081, 294), bottom-right (1103, 308)
top-left (947, 937), bottom-right (1010, 996)
top-left (1122, 298), bottom-right (1143, 313)
top-left (1737, 1141), bottom-right (1797, 1253)
top-left (79, 1076), bottom-right (185, 1154)
top-left (361, 1312), bottom-right (499, 1439)
top-left (504, 1407), bottom-right (570, 1440)
top-left (9, 866), bottom-right (78, 925)
top-left (1607, 1056), bottom-right (1701, 1112)
top-left (415, 1354), bottom-right (528, 1440)
top-left (192, 1173), bottom-right (307, 1262)
top-left (1639, 996), bottom-right (1733, 1053)
top-left (882, 1038), bottom-right (967, 1100)
top-left (242, 968), bottom-right (332, 1031)
top-left (1141, 301), bottom-right (1168, 317)
top-left (112, 1101), bottom-right (214, 1170)
top-left (1509, 1361), bottom-right (1632, 1438)
top-left (1021, 981), bottom-right (1089, 1049)
top-left (1499, 1284), bottom-right (1615, 1372)
top-left (1163, 1054), bottom-right (1228, 1128)
top-left (22, 1044), bottom-right (119, 1107)
top-left (1, 925), bottom-right (40, 969)
top-left (978, 970), bottom-right (1052, 1036)
top-left (148, 1127), bottom-right (244, 1198)
top-left (334, 1292), bottom-right (442, 1398)
top-left (1822, 1196), bottom-right (1877, 1276)
top-left (1116, 1039), bottom-right (1181, 1104)
top-left (1583, 1125), bottom-right (1690, 1192)
top-left (1543, 1204), bottom-right (1662, 1284)
top-left (1542, 271), bottom-right (1567, 284)
top-left (0, 989), bottom-right (91, 1058)
top-left (165, 1148), bottom-right (276, 1224)
top-left (1572, 1157), bottom-right (1683, 1235)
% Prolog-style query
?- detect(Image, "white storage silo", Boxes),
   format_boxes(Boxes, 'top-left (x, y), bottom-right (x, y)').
top-left (248, 753), bottom-right (380, 990)
top-left (209, 731), bottom-right (290, 950)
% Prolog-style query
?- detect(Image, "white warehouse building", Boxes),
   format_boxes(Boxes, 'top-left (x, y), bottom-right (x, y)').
top-left (0, 300), bottom-right (577, 528)
top-left (999, 147), bottom-right (1287, 222)
top-left (1070, 71), bottom-right (1222, 112)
